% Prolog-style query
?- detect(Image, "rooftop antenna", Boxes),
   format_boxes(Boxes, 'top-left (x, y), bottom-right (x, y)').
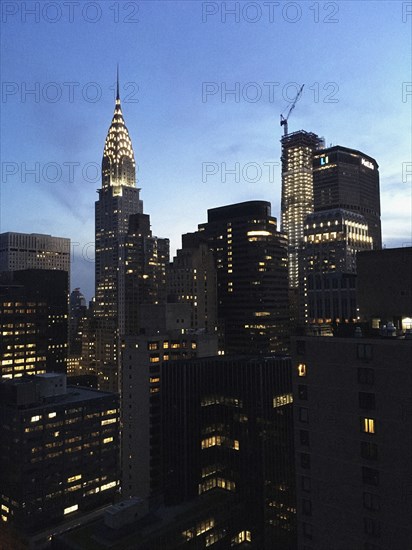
top-left (116, 63), bottom-right (120, 101)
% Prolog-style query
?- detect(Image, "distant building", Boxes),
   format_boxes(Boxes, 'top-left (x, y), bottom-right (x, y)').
top-left (168, 236), bottom-right (217, 333)
top-left (312, 146), bottom-right (382, 250)
top-left (292, 334), bottom-right (412, 549)
top-left (68, 288), bottom-right (86, 357)
top-left (195, 201), bottom-right (289, 355)
top-left (124, 213), bottom-right (169, 336)
top-left (0, 232), bottom-right (70, 274)
top-left (0, 269), bottom-right (69, 378)
top-left (94, 82), bottom-right (168, 393)
top-left (301, 208), bottom-right (372, 324)
top-left (280, 131), bottom-right (325, 290)
top-left (0, 373), bottom-right (119, 549)
top-left (162, 355), bottom-right (296, 549)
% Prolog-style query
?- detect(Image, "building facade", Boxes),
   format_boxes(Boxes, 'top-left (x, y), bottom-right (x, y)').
top-left (0, 373), bottom-right (119, 548)
top-left (291, 335), bottom-right (412, 549)
top-left (120, 305), bottom-right (218, 503)
top-left (162, 355), bottom-right (296, 550)
top-left (168, 236), bottom-right (217, 333)
top-left (196, 201), bottom-right (289, 355)
top-left (0, 233), bottom-right (70, 274)
top-left (280, 131), bottom-right (324, 290)
top-left (312, 146), bottom-right (382, 250)
top-left (301, 208), bottom-right (372, 324)
top-left (0, 269), bottom-right (69, 378)
top-left (357, 247), bottom-right (412, 331)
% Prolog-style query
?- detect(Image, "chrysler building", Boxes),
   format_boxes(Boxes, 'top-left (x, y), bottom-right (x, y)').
top-left (94, 72), bottom-right (143, 392)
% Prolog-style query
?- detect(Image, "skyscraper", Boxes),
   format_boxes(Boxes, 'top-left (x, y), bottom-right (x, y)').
top-left (196, 201), bottom-right (289, 355)
top-left (168, 236), bottom-right (217, 333)
top-left (94, 77), bottom-right (143, 392)
top-left (301, 208), bottom-right (372, 324)
top-left (312, 146), bottom-right (382, 250)
top-left (280, 131), bottom-right (325, 290)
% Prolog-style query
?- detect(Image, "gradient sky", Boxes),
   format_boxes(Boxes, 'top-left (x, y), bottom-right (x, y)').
top-left (1, 0), bottom-right (411, 299)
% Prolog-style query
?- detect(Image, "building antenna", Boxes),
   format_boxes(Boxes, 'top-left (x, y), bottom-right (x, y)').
top-left (280, 84), bottom-right (304, 136)
top-left (116, 63), bottom-right (120, 101)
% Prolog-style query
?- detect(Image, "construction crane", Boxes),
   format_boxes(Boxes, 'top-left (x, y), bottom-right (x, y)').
top-left (280, 84), bottom-right (304, 136)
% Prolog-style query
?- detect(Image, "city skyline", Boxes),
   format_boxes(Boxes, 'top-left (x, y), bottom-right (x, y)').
top-left (1, 1), bottom-right (411, 299)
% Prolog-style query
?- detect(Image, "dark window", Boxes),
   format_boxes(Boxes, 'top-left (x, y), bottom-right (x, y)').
top-left (300, 453), bottom-right (311, 469)
top-left (363, 492), bottom-right (380, 511)
top-left (296, 340), bottom-right (306, 355)
top-left (299, 407), bottom-right (309, 423)
top-left (358, 368), bottom-right (374, 385)
top-left (300, 430), bottom-right (310, 446)
top-left (301, 476), bottom-right (311, 492)
top-left (364, 543), bottom-right (381, 550)
top-left (359, 392), bottom-right (376, 409)
top-left (364, 517), bottom-right (380, 537)
top-left (362, 467), bottom-right (380, 486)
top-left (361, 441), bottom-right (378, 460)
top-left (357, 343), bottom-right (373, 360)
top-left (298, 385), bottom-right (308, 400)
top-left (303, 522), bottom-right (313, 540)
top-left (302, 499), bottom-right (312, 516)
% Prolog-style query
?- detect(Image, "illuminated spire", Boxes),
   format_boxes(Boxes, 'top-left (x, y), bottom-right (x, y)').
top-left (101, 67), bottom-right (136, 191)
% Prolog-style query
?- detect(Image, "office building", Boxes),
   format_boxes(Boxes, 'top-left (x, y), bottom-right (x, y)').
top-left (195, 201), bottom-right (289, 355)
top-left (280, 131), bottom-right (325, 290)
top-left (0, 373), bottom-right (119, 548)
top-left (301, 208), bottom-right (372, 324)
top-left (0, 232), bottom-right (70, 274)
top-left (68, 288), bottom-right (87, 357)
top-left (0, 269), bottom-right (68, 378)
top-left (168, 236), bottom-right (217, 333)
top-left (124, 213), bottom-right (169, 336)
top-left (163, 355), bottom-right (296, 549)
top-left (121, 303), bottom-right (218, 503)
top-left (291, 333), bottom-right (412, 549)
top-left (313, 146), bottom-right (382, 250)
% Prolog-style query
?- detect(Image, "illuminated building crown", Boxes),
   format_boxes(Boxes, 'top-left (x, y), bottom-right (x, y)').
top-left (102, 68), bottom-right (136, 190)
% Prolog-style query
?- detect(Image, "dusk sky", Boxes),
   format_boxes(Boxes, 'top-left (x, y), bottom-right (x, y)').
top-left (1, 0), bottom-right (411, 299)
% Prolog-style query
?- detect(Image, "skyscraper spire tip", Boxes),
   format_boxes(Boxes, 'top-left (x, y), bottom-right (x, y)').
top-left (116, 64), bottom-right (120, 101)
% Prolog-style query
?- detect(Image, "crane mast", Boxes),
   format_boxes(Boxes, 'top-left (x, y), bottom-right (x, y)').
top-left (280, 84), bottom-right (304, 136)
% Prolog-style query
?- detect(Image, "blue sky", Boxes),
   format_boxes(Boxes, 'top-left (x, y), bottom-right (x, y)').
top-left (1, 0), bottom-right (411, 299)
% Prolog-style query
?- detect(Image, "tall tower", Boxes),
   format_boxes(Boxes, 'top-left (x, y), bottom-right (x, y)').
top-left (197, 201), bottom-right (289, 355)
top-left (312, 146), bottom-right (382, 250)
top-left (95, 72), bottom-right (143, 392)
top-left (280, 131), bottom-right (324, 290)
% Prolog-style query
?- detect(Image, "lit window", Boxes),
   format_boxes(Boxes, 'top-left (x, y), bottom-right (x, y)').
top-left (361, 418), bottom-right (375, 434)
top-left (273, 393), bottom-right (293, 408)
top-left (100, 481), bottom-right (117, 491)
top-left (67, 474), bottom-right (81, 483)
top-left (48, 412), bottom-right (56, 418)
top-left (103, 437), bottom-right (114, 444)
top-left (101, 418), bottom-right (116, 426)
top-left (30, 415), bottom-right (41, 423)
top-left (64, 504), bottom-right (78, 515)
top-left (298, 363), bottom-right (307, 377)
